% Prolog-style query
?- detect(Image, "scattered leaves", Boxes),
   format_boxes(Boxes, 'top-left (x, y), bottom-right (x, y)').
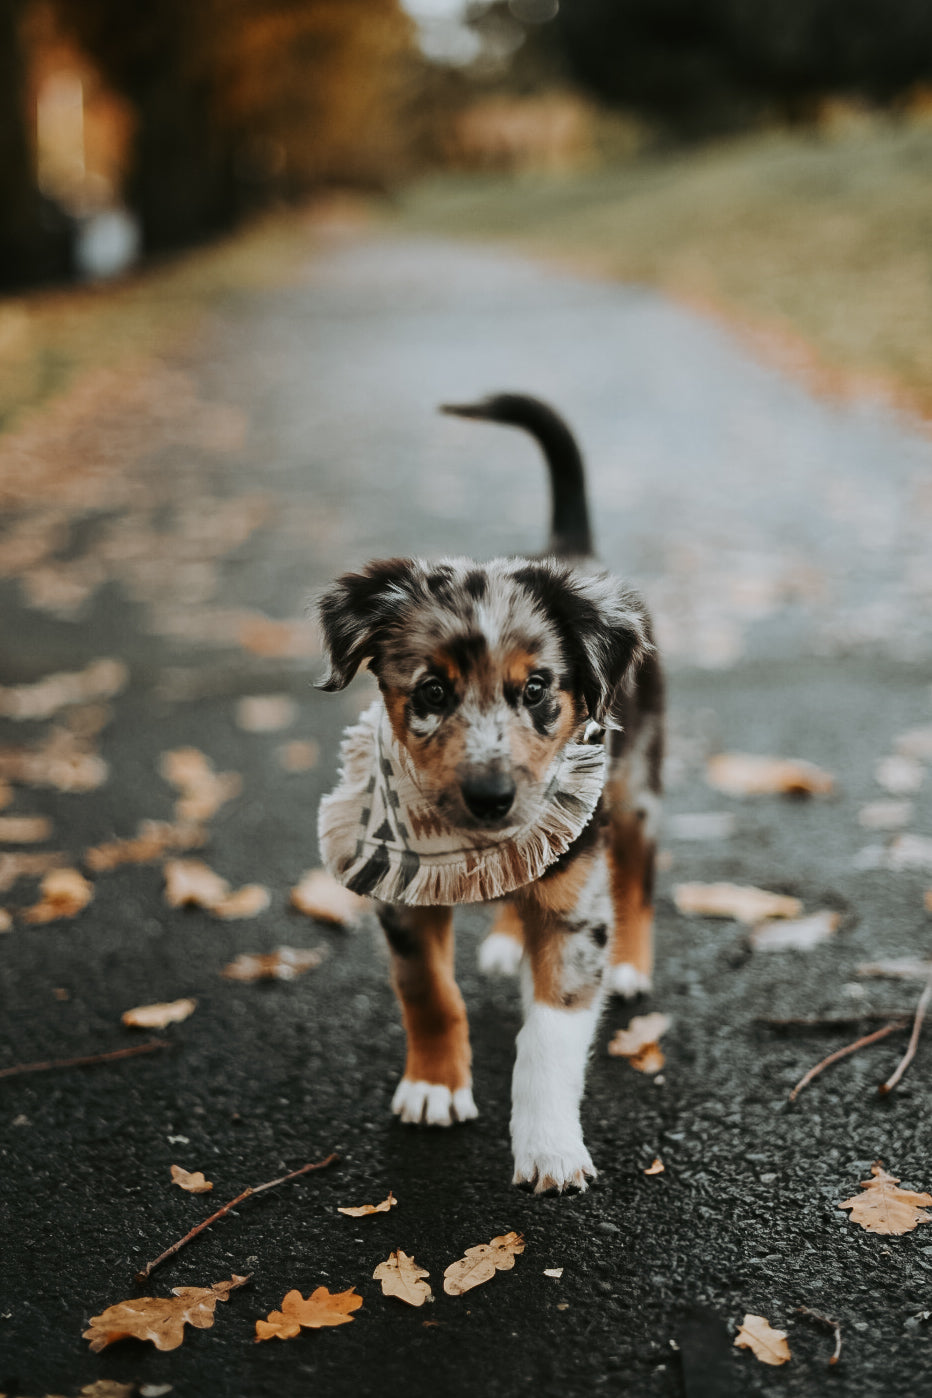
top-left (86, 819), bottom-right (204, 872)
top-left (608, 1012), bottom-right (671, 1073)
top-left (706, 752), bottom-right (834, 797)
top-left (291, 869), bottom-right (367, 926)
top-left (170, 1164), bottom-right (213, 1194)
top-left (0, 849), bottom-right (66, 894)
top-left (235, 694), bottom-right (297, 732)
top-left (0, 724), bottom-right (108, 792)
top-left (443, 1232), bottom-right (525, 1296)
top-left (159, 748), bottom-right (241, 823)
top-left (674, 882), bottom-right (802, 924)
top-left (84, 1274), bottom-right (248, 1352)
top-left (857, 957), bottom-right (932, 980)
top-left (163, 859), bottom-right (269, 919)
top-left (734, 1314), bottom-right (792, 1366)
top-left (21, 867), bottom-right (93, 924)
top-left (338, 1191), bottom-right (396, 1217)
top-left (122, 997), bottom-right (197, 1030)
top-left (0, 815), bottom-right (53, 843)
top-left (255, 1286), bottom-right (362, 1341)
top-left (838, 1162), bottom-right (932, 1235)
top-left (373, 1250), bottom-right (433, 1307)
top-left (222, 947), bottom-right (326, 981)
top-left (0, 657), bottom-right (128, 721)
top-left (749, 910), bottom-right (841, 951)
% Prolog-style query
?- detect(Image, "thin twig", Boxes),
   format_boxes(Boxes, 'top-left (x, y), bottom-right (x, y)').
top-left (878, 973), bottom-right (932, 1096)
top-left (759, 1014), bottom-right (911, 1033)
top-left (135, 1152), bottom-right (339, 1283)
top-left (0, 1039), bottom-right (169, 1081)
top-left (789, 1022), bottom-right (905, 1103)
top-left (797, 1305), bottom-right (842, 1367)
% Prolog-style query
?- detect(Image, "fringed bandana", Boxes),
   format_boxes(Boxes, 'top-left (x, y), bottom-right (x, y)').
top-left (318, 699), bottom-right (607, 906)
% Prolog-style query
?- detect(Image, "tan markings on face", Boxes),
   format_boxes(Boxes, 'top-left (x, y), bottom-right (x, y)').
top-left (382, 686), bottom-right (410, 746)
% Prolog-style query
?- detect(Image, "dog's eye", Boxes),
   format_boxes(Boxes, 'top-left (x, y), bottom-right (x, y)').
top-left (523, 674), bottom-right (547, 707)
top-left (417, 677), bottom-right (448, 711)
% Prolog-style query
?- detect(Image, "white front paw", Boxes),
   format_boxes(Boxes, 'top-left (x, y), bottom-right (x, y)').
top-left (391, 1077), bottom-right (478, 1126)
top-left (605, 962), bottom-right (652, 999)
top-left (511, 1137), bottom-right (597, 1194)
top-left (478, 932), bottom-right (523, 978)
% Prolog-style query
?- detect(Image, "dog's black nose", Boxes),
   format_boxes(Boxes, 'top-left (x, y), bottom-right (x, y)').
top-left (461, 772), bottom-right (516, 823)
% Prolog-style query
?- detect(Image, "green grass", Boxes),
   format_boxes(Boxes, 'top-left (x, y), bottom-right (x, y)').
top-left (399, 120), bottom-right (932, 417)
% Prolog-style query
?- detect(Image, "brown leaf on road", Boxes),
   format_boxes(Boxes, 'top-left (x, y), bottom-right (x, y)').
top-left (163, 859), bottom-right (230, 910)
top-left (734, 1313), bottom-right (792, 1366)
top-left (78, 1381), bottom-right (140, 1397)
top-left (0, 850), bottom-right (67, 895)
top-left (122, 997), bottom-right (197, 1030)
top-left (21, 867), bottom-right (93, 923)
top-left (374, 1249), bottom-right (432, 1307)
top-left (0, 725), bottom-right (108, 792)
top-left (443, 1232), bottom-right (525, 1296)
top-left (213, 884), bottom-right (270, 920)
top-left (0, 657), bottom-right (128, 721)
top-left (338, 1190), bottom-right (396, 1217)
top-left (159, 748), bottom-right (241, 824)
top-left (255, 1286), bottom-right (362, 1341)
top-left (608, 1012), bottom-right (671, 1074)
top-left (235, 694), bottom-right (297, 733)
top-left (0, 815), bottom-right (54, 843)
top-left (291, 869), bottom-right (367, 926)
top-left (707, 752), bottom-right (834, 797)
top-left (838, 1161), bottom-right (932, 1235)
top-left (674, 882), bottom-right (803, 924)
top-left (222, 946), bottom-right (326, 981)
top-left (84, 1274), bottom-right (249, 1352)
top-left (171, 1164), bottom-right (213, 1194)
top-left (857, 957), bottom-right (932, 980)
top-left (277, 739), bottom-right (319, 773)
top-left (0, 907), bottom-right (11, 932)
top-left (86, 819), bottom-right (205, 872)
top-left (749, 910), bottom-right (841, 951)
top-left (644, 1158), bottom-right (665, 1175)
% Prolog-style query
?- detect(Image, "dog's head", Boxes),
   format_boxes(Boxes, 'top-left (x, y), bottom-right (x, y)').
top-left (318, 557), bottom-right (649, 830)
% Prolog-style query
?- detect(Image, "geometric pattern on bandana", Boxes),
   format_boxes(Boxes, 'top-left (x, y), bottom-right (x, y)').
top-left (318, 699), bottom-right (607, 907)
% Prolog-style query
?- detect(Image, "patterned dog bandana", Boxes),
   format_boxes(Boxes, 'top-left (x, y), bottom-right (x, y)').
top-left (318, 699), bottom-right (607, 906)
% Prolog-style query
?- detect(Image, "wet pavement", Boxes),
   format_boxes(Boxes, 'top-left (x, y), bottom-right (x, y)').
top-left (1, 224), bottom-right (932, 1398)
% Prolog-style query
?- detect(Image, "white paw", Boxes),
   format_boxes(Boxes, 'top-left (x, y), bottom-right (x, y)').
top-left (511, 1141), bottom-right (597, 1194)
top-left (605, 962), bottom-right (652, 999)
top-left (391, 1078), bottom-right (479, 1126)
top-left (478, 932), bottom-right (523, 978)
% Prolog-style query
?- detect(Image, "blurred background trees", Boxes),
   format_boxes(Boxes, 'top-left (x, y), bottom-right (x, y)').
top-left (4, 0), bottom-right (932, 291)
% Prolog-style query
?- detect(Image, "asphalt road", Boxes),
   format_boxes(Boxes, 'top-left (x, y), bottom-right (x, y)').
top-left (1, 223), bottom-right (932, 1398)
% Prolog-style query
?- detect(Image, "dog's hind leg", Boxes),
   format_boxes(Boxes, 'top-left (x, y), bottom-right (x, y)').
top-left (478, 901), bottom-right (525, 978)
top-left (606, 810), bottom-right (656, 998)
top-left (377, 902), bottom-right (478, 1126)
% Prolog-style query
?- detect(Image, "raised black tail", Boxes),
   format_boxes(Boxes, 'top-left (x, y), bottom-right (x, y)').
top-left (440, 392), bottom-right (594, 559)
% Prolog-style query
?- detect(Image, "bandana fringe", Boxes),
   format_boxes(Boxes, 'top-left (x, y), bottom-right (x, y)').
top-left (318, 700), bottom-right (606, 907)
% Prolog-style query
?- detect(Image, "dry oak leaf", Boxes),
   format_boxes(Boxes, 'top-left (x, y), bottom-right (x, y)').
top-left (84, 1273), bottom-right (248, 1352)
top-left (222, 946), bottom-right (326, 981)
top-left (608, 1012), bottom-right (671, 1062)
top-left (122, 997), bottom-right (197, 1030)
top-left (291, 869), bottom-right (367, 926)
top-left (86, 819), bottom-right (205, 872)
top-left (21, 867), bottom-right (93, 924)
top-left (674, 882), bottom-right (802, 925)
top-left (373, 1249), bottom-right (433, 1307)
top-left (707, 752), bottom-right (834, 797)
top-left (170, 1163), bottom-right (213, 1194)
top-left (338, 1190), bottom-right (397, 1217)
top-left (443, 1231), bottom-right (525, 1296)
top-left (213, 884), bottom-right (270, 920)
top-left (235, 694), bottom-right (297, 733)
top-left (838, 1162), bottom-right (932, 1236)
top-left (734, 1314), bottom-right (792, 1366)
top-left (644, 1157), bottom-right (665, 1175)
top-left (163, 858), bottom-right (230, 909)
top-left (255, 1286), bottom-right (363, 1341)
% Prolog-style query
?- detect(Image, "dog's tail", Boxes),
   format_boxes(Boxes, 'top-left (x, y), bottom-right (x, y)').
top-left (440, 392), bottom-right (594, 559)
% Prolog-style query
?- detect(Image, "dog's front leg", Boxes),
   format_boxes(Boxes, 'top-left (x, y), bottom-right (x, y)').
top-left (377, 902), bottom-right (478, 1127)
top-left (509, 899), bottom-right (608, 1193)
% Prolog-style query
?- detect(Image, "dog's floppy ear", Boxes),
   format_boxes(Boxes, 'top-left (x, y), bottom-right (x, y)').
top-left (317, 558), bottom-right (418, 691)
top-left (515, 562), bottom-right (651, 729)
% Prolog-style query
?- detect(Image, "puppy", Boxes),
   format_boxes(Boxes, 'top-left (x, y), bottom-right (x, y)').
top-left (318, 393), bottom-right (663, 1192)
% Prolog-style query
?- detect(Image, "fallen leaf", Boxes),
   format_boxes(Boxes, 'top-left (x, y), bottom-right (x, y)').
top-left (896, 726), bottom-right (932, 761)
top-left (875, 755), bottom-right (924, 795)
top-left (338, 1191), bottom-right (396, 1217)
top-left (277, 740), bottom-right (319, 773)
top-left (21, 867), bottom-right (93, 924)
top-left (749, 910), bottom-right (841, 951)
top-left (122, 997), bottom-right (197, 1029)
top-left (0, 725), bottom-right (108, 792)
top-left (79, 1382), bottom-right (139, 1398)
top-left (255, 1286), bottom-right (362, 1341)
top-left (644, 1158), bottom-right (665, 1175)
top-left (674, 882), bottom-right (802, 924)
top-left (734, 1313), bottom-right (792, 1366)
top-left (171, 1164), bottom-right (213, 1194)
top-left (213, 884), bottom-right (271, 920)
top-left (0, 815), bottom-right (53, 843)
top-left (235, 695), bottom-right (297, 733)
top-left (839, 1162), bottom-right (932, 1235)
top-left (443, 1232), bottom-right (524, 1295)
top-left (857, 957), bottom-right (932, 980)
top-left (707, 753), bottom-right (834, 797)
top-left (543, 1267), bottom-right (564, 1278)
top-left (0, 907), bottom-right (11, 932)
top-left (84, 1274), bottom-right (248, 1352)
top-left (163, 858), bottom-right (230, 909)
top-left (926, 891), bottom-right (932, 915)
top-left (858, 800), bottom-right (913, 830)
top-left (373, 1250), bottom-right (433, 1307)
top-left (291, 869), bottom-right (367, 926)
top-left (86, 819), bottom-right (205, 872)
top-left (0, 657), bottom-right (128, 721)
top-left (222, 947), bottom-right (326, 981)
top-left (608, 1012), bottom-right (671, 1057)
top-left (0, 850), bottom-right (66, 894)
top-left (159, 748), bottom-right (241, 823)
